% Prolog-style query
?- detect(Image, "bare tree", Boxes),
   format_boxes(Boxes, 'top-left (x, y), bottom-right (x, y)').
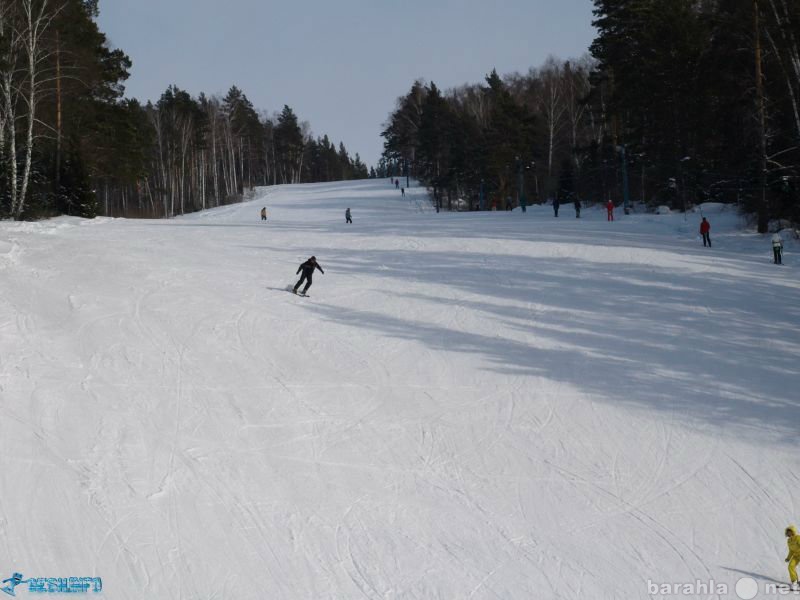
top-left (765, 0), bottom-right (800, 140)
top-left (0, 0), bottom-right (24, 215)
top-left (564, 57), bottom-right (593, 156)
top-left (538, 57), bottom-right (568, 177)
top-left (15, 0), bottom-right (60, 218)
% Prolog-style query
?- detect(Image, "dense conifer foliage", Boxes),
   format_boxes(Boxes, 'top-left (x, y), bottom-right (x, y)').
top-left (0, 0), bottom-right (366, 219)
top-left (383, 0), bottom-right (800, 227)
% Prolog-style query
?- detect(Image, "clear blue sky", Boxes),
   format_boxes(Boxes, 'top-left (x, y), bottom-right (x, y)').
top-left (98, 0), bottom-right (597, 167)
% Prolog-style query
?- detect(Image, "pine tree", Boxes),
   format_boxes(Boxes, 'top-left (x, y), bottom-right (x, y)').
top-left (274, 105), bottom-right (304, 184)
top-left (58, 138), bottom-right (97, 218)
top-left (482, 70), bottom-right (537, 205)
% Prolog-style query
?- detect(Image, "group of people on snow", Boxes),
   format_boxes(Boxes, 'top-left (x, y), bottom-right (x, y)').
top-left (697, 216), bottom-right (786, 263)
top-left (552, 196), bottom-right (585, 218)
top-left (270, 176), bottom-right (797, 589)
top-left (262, 205), bottom-right (355, 225)
top-left (265, 188), bottom-right (789, 300)
top-left (390, 177), bottom-right (406, 196)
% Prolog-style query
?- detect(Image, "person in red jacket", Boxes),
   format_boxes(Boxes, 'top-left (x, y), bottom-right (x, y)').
top-left (606, 200), bottom-right (615, 221)
top-left (700, 217), bottom-right (711, 247)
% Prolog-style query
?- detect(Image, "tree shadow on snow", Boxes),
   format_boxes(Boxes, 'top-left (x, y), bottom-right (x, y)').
top-left (299, 246), bottom-right (800, 444)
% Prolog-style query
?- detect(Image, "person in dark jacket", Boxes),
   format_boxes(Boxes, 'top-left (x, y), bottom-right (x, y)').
top-left (700, 217), bottom-right (711, 247)
top-left (293, 256), bottom-right (324, 295)
top-left (346, 208), bottom-right (352, 224)
top-left (553, 196), bottom-right (560, 217)
top-left (574, 197), bottom-right (581, 218)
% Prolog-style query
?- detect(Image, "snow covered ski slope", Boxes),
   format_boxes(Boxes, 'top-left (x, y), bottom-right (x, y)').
top-left (1, 179), bottom-right (799, 599)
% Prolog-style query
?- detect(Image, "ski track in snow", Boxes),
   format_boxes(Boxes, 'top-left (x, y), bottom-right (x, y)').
top-left (0, 180), bottom-right (799, 599)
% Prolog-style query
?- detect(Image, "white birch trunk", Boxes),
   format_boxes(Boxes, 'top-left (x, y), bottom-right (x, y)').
top-left (16, 0), bottom-right (54, 219)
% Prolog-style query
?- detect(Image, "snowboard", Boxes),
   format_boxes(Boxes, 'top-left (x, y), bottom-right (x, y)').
top-left (286, 286), bottom-right (309, 297)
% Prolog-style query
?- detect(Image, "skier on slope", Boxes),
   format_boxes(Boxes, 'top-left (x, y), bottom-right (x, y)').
top-left (574, 197), bottom-right (581, 218)
top-left (773, 232), bottom-right (784, 264)
top-left (293, 256), bottom-right (324, 295)
top-left (785, 525), bottom-right (800, 590)
top-left (553, 196), bottom-right (560, 217)
top-left (260, 207), bottom-right (267, 221)
top-left (346, 208), bottom-right (352, 224)
top-left (700, 217), bottom-right (711, 247)
top-left (607, 200), bottom-right (615, 221)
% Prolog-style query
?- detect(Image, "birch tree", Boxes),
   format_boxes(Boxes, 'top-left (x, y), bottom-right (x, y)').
top-left (14, 0), bottom-right (60, 218)
top-left (0, 0), bottom-right (22, 215)
top-left (538, 57), bottom-right (568, 177)
top-left (765, 0), bottom-right (800, 141)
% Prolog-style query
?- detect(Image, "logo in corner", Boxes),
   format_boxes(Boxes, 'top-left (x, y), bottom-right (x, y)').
top-left (1, 573), bottom-right (102, 595)
top-left (1, 574), bottom-right (28, 597)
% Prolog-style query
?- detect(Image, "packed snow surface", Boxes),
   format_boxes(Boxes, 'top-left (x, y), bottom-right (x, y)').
top-left (1, 180), bottom-right (798, 599)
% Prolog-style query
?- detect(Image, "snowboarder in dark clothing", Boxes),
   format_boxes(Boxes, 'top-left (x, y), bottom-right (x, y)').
top-left (346, 208), bottom-right (352, 223)
top-left (574, 198), bottom-right (581, 218)
top-left (553, 196), bottom-right (560, 217)
top-left (401, 187), bottom-right (405, 196)
top-left (395, 180), bottom-right (399, 189)
top-left (700, 217), bottom-right (711, 247)
top-left (293, 256), bottom-right (324, 295)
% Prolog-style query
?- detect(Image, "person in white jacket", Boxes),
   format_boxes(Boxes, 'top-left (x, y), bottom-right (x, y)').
top-left (772, 232), bottom-right (784, 264)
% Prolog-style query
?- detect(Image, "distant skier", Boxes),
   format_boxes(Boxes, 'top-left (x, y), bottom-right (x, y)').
top-left (395, 179), bottom-right (399, 189)
top-left (260, 207), bottom-right (267, 221)
top-left (553, 196), bottom-right (560, 217)
top-left (574, 197), bottom-right (581, 218)
top-left (785, 525), bottom-right (800, 590)
top-left (293, 256), bottom-right (324, 295)
top-left (606, 200), bottom-right (615, 221)
top-left (345, 208), bottom-right (352, 224)
top-left (773, 232), bottom-right (784, 264)
top-left (700, 217), bottom-right (711, 247)
top-left (401, 187), bottom-right (405, 196)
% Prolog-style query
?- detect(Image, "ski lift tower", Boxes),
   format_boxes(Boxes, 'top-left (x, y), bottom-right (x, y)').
top-left (617, 145), bottom-right (631, 214)
top-left (516, 156), bottom-right (527, 213)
